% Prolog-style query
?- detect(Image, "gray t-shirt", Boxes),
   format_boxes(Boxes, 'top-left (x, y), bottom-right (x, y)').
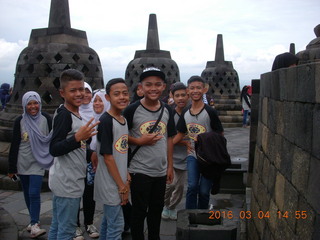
top-left (17, 116), bottom-right (48, 176)
top-left (94, 112), bottom-right (128, 206)
top-left (49, 106), bottom-right (87, 198)
top-left (176, 104), bottom-right (224, 158)
top-left (172, 110), bottom-right (188, 170)
top-left (123, 101), bottom-right (176, 177)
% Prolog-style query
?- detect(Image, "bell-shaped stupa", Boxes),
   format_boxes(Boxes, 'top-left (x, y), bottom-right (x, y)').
top-left (296, 24), bottom-right (320, 64)
top-left (0, 0), bottom-right (104, 142)
top-left (201, 34), bottom-right (242, 127)
top-left (125, 14), bottom-right (180, 99)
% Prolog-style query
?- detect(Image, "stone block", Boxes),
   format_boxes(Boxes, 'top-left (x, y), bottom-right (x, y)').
top-left (283, 101), bottom-right (295, 144)
top-left (261, 97), bottom-right (268, 126)
top-left (307, 157), bottom-right (320, 213)
top-left (312, 213), bottom-right (320, 240)
top-left (315, 63), bottom-right (320, 104)
top-left (283, 181), bottom-right (298, 231)
top-left (312, 104), bottom-right (320, 159)
top-left (274, 172), bottom-right (285, 211)
top-left (279, 70), bottom-right (287, 101)
top-left (267, 163), bottom-right (276, 199)
top-left (256, 121), bottom-right (263, 149)
top-left (247, 218), bottom-right (260, 240)
top-left (291, 146), bottom-right (311, 195)
top-left (296, 64), bottom-right (316, 103)
top-left (260, 72), bottom-right (271, 98)
top-left (294, 102), bottom-right (313, 152)
top-left (285, 66), bottom-right (298, 102)
top-left (261, 124), bottom-right (268, 155)
top-left (275, 216), bottom-right (298, 240)
top-left (274, 101), bottom-right (284, 136)
top-left (280, 138), bottom-right (294, 181)
top-left (296, 197), bottom-right (316, 240)
top-left (176, 209), bottom-right (237, 240)
top-left (273, 134), bottom-right (282, 170)
top-left (267, 99), bottom-right (276, 133)
top-left (266, 130), bottom-right (275, 164)
top-left (268, 199), bottom-right (278, 234)
top-left (262, 156), bottom-right (270, 187)
top-left (270, 71), bottom-right (280, 101)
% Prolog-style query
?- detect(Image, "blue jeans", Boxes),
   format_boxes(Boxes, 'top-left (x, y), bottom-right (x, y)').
top-left (243, 110), bottom-right (249, 126)
top-left (48, 196), bottom-right (80, 240)
top-left (99, 204), bottom-right (124, 240)
top-left (186, 155), bottom-right (213, 209)
top-left (19, 175), bottom-right (43, 225)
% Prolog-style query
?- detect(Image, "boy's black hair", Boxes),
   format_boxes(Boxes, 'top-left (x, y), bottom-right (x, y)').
top-left (60, 69), bottom-right (84, 89)
top-left (187, 75), bottom-right (205, 86)
top-left (171, 82), bottom-right (187, 95)
top-left (105, 78), bottom-right (127, 95)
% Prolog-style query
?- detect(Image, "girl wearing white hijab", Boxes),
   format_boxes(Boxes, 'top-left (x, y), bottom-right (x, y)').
top-left (8, 91), bottom-right (53, 238)
top-left (90, 89), bottom-right (110, 150)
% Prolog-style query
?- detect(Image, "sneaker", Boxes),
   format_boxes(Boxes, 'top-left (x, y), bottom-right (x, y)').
top-left (73, 227), bottom-right (84, 240)
top-left (30, 223), bottom-right (46, 238)
top-left (169, 209), bottom-right (177, 220)
top-left (26, 223), bottom-right (32, 232)
top-left (86, 224), bottom-right (99, 238)
top-left (161, 207), bottom-right (170, 219)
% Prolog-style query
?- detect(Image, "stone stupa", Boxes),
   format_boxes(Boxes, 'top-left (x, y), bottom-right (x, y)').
top-left (201, 34), bottom-right (242, 127)
top-left (125, 14), bottom-right (180, 100)
top-left (0, 0), bottom-right (104, 143)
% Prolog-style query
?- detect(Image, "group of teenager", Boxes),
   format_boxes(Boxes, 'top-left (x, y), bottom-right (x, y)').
top-left (7, 67), bottom-right (224, 240)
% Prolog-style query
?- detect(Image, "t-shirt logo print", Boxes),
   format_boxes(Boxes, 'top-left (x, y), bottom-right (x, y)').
top-left (140, 121), bottom-right (166, 135)
top-left (187, 123), bottom-right (206, 141)
top-left (115, 134), bottom-right (129, 154)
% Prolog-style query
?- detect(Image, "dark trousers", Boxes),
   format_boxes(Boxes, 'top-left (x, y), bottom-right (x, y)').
top-left (130, 173), bottom-right (166, 240)
top-left (77, 180), bottom-right (95, 227)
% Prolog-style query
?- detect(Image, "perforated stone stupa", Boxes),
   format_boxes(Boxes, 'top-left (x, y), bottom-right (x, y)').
top-left (125, 14), bottom-right (180, 99)
top-left (201, 34), bottom-right (242, 127)
top-left (0, 0), bottom-right (104, 142)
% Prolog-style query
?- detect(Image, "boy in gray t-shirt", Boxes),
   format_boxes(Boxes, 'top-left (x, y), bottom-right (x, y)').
top-left (94, 78), bottom-right (130, 240)
top-left (123, 67), bottom-right (176, 240)
top-left (48, 69), bottom-right (99, 240)
top-left (174, 76), bottom-right (224, 210)
top-left (162, 82), bottom-right (189, 220)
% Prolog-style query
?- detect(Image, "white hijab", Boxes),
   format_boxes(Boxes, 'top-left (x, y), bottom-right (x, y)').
top-left (79, 82), bottom-right (94, 124)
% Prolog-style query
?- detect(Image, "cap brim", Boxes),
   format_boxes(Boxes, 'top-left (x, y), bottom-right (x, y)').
top-left (140, 71), bottom-right (166, 82)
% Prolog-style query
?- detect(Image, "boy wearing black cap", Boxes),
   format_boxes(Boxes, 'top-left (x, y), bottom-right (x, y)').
top-left (123, 67), bottom-right (176, 240)
top-left (174, 76), bottom-right (224, 210)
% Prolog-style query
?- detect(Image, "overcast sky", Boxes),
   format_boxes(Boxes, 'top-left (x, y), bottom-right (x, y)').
top-left (0, 0), bottom-right (319, 88)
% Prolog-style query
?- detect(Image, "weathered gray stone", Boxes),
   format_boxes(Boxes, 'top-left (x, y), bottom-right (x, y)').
top-left (267, 99), bottom-right (277, 133)
top-left (296, 197), bottom-right (316, 240)
top-left (294, 102), bottom-right (313, 153)
top-left (315, 63), bottom-right (320, 104)
top-left (283, 101), bottom-right (295, 144)
top-left (312, 213), bottom-right (320, 240)
top-left (280, 138), bottom-right (294, 181)
top-left (296, 64), bottom-right (316, 103)
top-left (267, 199), bottom-right (278, 235)
top-left (260, 72), bottom-right (271, 98)
top-left (274, 101), bottom-right (284, 135)
top-left (285, 66), bottom-right (298, 102)
top-left (261, 124), bottom-right (269, 155)
top-left (261, 97), bottom-right (268, 126)
top-left (262, 156), bottom-right (270, 187)
top-left (274, 172), bottom-right (286, 211)
top-left (270, 71), bottom-right (280, 101)
top-left (312, 104), bottom-right (320, 159)
top-left (273, 134), bottom-right (282, 170)
top-left (267, 163), bottom-right (276, 199)
top-left (283, 181), bottom-right (298, 231)
top-left (292, 146), bottom-right (311, 195)
top-left (307, 157), bottom-right (320, 213)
